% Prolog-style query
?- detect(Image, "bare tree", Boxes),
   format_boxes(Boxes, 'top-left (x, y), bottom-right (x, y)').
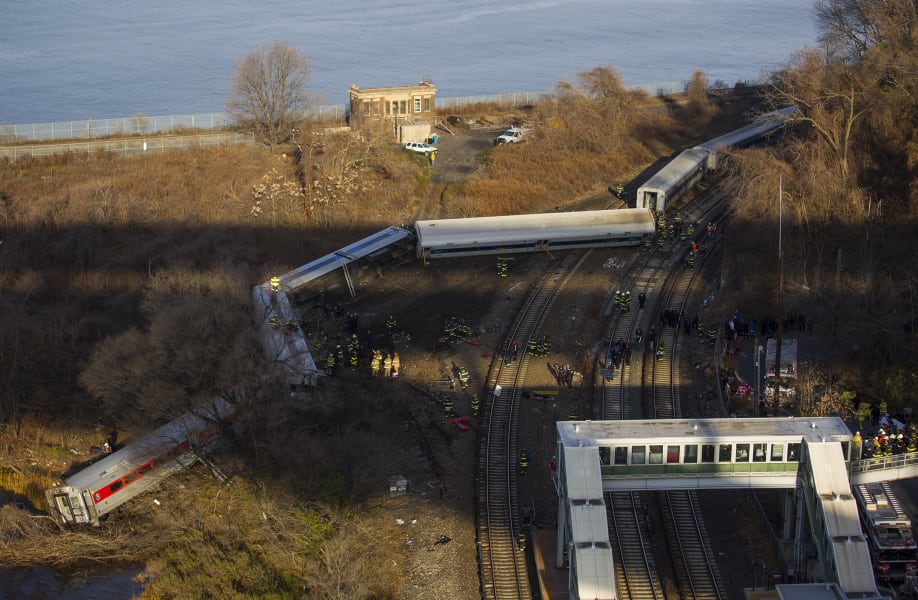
top-left (766, 49), bottom-right (873, 179)
top-left (79, 270), bottom-right (268, 432)
top-left (540, 66), bottom-right (637, 154)
top-left (227, 41), bottom-right (314, 148)
top-left (685, 70), bottom-right (712, 119)
top-left (815, 0), bottom-right (917, 63)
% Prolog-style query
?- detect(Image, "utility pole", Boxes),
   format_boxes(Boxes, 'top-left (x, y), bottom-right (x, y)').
top-left (774, 176), bottom-right (784, 403)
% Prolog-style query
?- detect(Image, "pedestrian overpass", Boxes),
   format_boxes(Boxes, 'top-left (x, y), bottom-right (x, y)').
top-left (555, 417), bottom-right (918, 600)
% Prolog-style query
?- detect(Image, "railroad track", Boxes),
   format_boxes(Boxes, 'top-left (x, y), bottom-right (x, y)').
top-left (476, 251), bottom-right (586, 600)
top-left (475, 179), bottom-right (734, 600)
top-left (608, 491), bottom-right (665, 600)
top-left (662, 490), bottom-right (727, 600)
top-left (593, 183), bottom-right (731, 599)
top-left (649, 219), bottom-right (728, 600)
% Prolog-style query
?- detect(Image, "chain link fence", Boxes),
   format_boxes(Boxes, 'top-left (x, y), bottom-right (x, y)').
top-left (0, 106), bottom-right (347, 143)
top-left (1, 82), bottom-right (699, 144)
top-left (0, 132), bottom-right (254, 162)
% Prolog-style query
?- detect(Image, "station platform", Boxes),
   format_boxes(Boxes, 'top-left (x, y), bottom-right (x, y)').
top-left (532, 528), bottom-right (570, 600)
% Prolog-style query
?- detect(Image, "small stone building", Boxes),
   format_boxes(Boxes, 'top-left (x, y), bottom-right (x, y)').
top-left (348, 81), bottom-right (437, 142)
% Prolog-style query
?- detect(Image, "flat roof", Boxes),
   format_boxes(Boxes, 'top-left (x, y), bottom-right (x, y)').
top-left (278, 226), bottom-right (412, 291)
top-left (637, 147), bottom-right (708, 193)
top-left (557, 417), bottom-right (853, 448)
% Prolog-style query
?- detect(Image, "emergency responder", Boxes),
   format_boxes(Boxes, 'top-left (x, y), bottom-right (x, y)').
top-left (325, 353), bottom-right (335, 375)
top-left (638, 291), bottom-right (646, 309)
top-left (656, 343), bottom-right (665, 361)
top-left (371, 350), bottom-right (382, 377)
top-left (383, 353), bottom-right (393, 378)
top-left (391, 352), bottom-right (400, 380)
top-left (623, 291), bottom-right (632, 313)
top-left (270, 276), bottom-right (281, 292)
top-left (269, 315), bottom-right (280, 329)
top-left (519, 450), bottom-right (530, 475)
top-left (458, 366), bottom-right (470, 389)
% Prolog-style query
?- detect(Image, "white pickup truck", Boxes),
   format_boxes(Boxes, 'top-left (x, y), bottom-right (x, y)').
top-left (493, 126), bottom-right (530, 145)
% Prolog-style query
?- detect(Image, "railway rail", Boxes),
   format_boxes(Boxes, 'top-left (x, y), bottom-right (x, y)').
top-left (476, 251), bottom-right (588, 600)
top-left (590, 181), bottom-right (732, 600)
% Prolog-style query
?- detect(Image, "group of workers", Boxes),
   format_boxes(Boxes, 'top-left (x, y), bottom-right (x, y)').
top-left (856, 418), bottom-right (918, 459)
top-left (323, 345), bottom-right (401, 379)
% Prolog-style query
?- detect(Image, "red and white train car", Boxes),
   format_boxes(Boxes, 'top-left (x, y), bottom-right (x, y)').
top-left (45, 399), bottom-right (232, 527)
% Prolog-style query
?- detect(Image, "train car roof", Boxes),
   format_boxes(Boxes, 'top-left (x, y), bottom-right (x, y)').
top-left (277, 226), bottom-right (412, 291)
top-left (62, 399), bottom-right (233, 490)
top-left (557, 417), bottom-right (852, 448)
top-left (572, 545), bottom-right (616, 600)
top-left (698, 107), bottom-right (795, 153)
top-left (415, 208), bottom-right (654, 248)
top-left (808, 443), bottom-right (877, 595)
top-left (636, 147), bottom-right (708, 194)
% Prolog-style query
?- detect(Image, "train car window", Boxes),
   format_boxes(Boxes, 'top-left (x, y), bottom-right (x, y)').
top-left (701, 444), bottom-right (715, 463)
top-left (649, 445), bottom-right (663, 465)
top-left (718, 444), bottom-right (733, 462)
top-left (684, 445), bottom-right (699, 463)
top-left (614, 447), bottom-right (628, 465)
top-left (753, 443), bottom-right (767, 462)
top-left (666, 445), bottom-right (680, 463)
top-left (736, 444), bottom-right (750, 462)
top-left (770, 444), bottom-right (784, 461)
top-left (599, 447), bottom-right (611, 466)
top-left (109, 480), bottom-right (123, 493)
top-left (631, 446), bottom-right (646, 464)
top-left (138, 463), bottom-right (153, 475)
top-left (788, 443), bottom-right (801, 462)
top-left (124, 472), bottom-right (138, 484)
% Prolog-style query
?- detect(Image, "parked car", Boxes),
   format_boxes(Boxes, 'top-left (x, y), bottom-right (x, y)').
top-left (493, 127), bottom-right (531, 145)
top-left (404, 141), bottom-right (437, 155)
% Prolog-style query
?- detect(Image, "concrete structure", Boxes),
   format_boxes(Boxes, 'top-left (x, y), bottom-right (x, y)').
top-left (348, 81), bottom-right (436, 126)
top-left (555, 418), bottom-right (917, 600)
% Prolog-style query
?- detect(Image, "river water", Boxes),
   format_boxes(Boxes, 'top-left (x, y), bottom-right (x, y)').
top-left (1, 0), bottom-right (819, 124)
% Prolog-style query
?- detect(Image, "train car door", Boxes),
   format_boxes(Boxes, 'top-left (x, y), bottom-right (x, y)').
top-left (638, 190), bottom-right (657, 211)
top-left (48, 487), bottom-right (94, 526)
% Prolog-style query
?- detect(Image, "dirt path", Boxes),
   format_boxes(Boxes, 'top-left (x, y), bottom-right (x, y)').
top-left (414, 126), bottom-right (502, 221)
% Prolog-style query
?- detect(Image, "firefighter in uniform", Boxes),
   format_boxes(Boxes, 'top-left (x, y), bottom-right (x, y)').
top-left (391, 352), bottom-right (400, 380)
top-left (383, 353), bottom-right (393, 378)
top-left (519, 450), bottom-right (530, 475)
top-left (371, 350), bottom-right (382, 377)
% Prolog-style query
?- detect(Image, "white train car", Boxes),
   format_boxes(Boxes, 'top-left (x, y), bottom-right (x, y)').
top-left (698, 106), bottom-right (795, 170)
top-left (635, 148), bottom-right (708, 213)
top-left (636, 107), bottom-right (795, 212)
top-left (415, 208), bottom-right (655, 260)
top-left (252, 282), bottom-right (322, 389)
top-left (46, 398), bottom-right (234, 526)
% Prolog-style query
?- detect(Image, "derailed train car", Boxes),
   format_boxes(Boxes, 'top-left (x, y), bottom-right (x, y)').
top-left (636, 107), bottom-right (795, 212)
top-left (415, 208), bottom-right (655, 260)
top-left (45, 397), bottom-right (234, 526)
